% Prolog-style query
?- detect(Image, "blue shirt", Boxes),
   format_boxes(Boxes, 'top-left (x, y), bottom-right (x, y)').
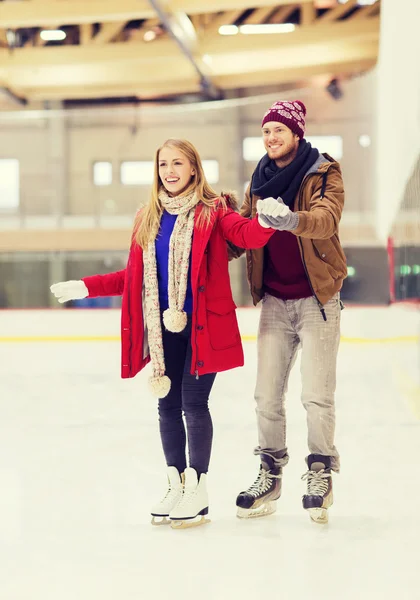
top-left (155, 211), bottom-right (193, 314)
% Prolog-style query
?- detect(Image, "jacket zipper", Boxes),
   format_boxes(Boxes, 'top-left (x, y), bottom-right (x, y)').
top-left (297, 171), bottom-right (328, 322)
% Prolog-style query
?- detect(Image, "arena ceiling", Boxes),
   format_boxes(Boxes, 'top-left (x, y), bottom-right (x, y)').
top-left (0, 0), bottom-right (380, 104)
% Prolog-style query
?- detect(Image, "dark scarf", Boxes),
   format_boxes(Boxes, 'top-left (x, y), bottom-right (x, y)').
top-left (251, 140), bottom-right (320, 208)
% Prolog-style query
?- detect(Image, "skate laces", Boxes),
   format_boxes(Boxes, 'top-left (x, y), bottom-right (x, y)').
top-left (175, 485), bottom-right (196, 509)
top-left (301, 469), bottom-right (331, 496)
top-left (162, 484), bottom-right (177, 501)
top-left (158, 481), bottom-right (182, 507)
top-left (247, 469), bottom-right (281, 498)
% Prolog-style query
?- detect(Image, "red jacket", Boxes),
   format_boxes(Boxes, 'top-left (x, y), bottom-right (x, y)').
top-left (82, 203), bottom-right (274, 379)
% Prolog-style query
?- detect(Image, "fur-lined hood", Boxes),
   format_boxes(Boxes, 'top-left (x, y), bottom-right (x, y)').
top-left (220, 191), bottom-right (239, 211)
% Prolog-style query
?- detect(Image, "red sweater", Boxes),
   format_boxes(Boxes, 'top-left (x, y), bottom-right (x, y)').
top-left (263, 230), bottom-right (312, 300)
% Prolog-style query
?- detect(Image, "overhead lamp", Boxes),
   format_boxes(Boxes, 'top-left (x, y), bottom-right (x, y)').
top-left (359, 135), bottom-right (371, 148)
top-left (219, 25), bottom-right (239, 36)
top-left (219, 23), bottom-right (295, 35)
top-left (240, 23), bottom-right (295, 34)
top-left (40, 29), bottom-right (66, 42)
top-left (143, 30), bottom-right (157, 42)
top-left (338, 0), bottom-right (376, 4)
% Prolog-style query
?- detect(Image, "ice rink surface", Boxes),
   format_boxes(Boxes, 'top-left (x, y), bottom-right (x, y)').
top-left (0, 305), bottom-right (419, 600)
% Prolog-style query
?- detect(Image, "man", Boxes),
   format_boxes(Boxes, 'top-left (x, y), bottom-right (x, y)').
top-left (233, 100), bottom-right (347, 524)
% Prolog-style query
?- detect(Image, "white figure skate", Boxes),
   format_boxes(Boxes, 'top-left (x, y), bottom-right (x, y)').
top-left (170, 467), bottom-right (210, 529)
top-left (151, 466), bottom-right (183, 526)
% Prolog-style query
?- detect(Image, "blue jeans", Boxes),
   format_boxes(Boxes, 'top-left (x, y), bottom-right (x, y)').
top-left (158, 316), bottom-right (216, 476)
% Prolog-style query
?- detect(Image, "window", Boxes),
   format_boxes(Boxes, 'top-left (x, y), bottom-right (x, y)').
top-left (120, 161), bottom-right (154, 185)
top-left (306, 136), bottom-right (343, 160)
top-left (243, 135), bottom-right (344, 161)
top-left (202, 160), bottom-right (219, 184)
top-left (243, 137), bottom-right (265, 162)
top-left (120, 160), bottom-right (219, 185)
top-left (93, 161), bottom-right (112, 186)
top-left (0, 159), bottom-right (19, 210)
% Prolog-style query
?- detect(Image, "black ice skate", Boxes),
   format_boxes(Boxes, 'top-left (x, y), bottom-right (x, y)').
top-left (236, 455), bottom-right (282, 519)
top-left (301, 454), bottom-right (333, 524)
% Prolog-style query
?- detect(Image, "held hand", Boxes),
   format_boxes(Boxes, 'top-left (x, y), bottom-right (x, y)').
top-left (256, 197), bottom-right (284, 228)
top-left (257, 197), bottom-right (299, 231)
top-left (50, 280), bottom-right (88, 304)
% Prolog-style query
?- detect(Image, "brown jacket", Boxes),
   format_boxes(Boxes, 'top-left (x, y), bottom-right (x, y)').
top-left (232, 153), bottom-right (347, 307)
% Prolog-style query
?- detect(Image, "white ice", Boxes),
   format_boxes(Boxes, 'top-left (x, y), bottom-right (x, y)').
top-left (0, 306), bottom-right (419, 600)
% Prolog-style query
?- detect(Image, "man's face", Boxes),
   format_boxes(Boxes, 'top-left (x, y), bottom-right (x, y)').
top-left (262, 122), bottom-right (300, 161)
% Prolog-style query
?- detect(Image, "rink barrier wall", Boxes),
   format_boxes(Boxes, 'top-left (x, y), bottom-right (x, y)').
top-left (0, 306), bottom-right (418, 344)
top-left (0, 335), bottom-right (418, 344)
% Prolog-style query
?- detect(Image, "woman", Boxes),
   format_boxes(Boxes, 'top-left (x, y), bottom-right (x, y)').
top-left (50, 139), bottom-right (275, 529)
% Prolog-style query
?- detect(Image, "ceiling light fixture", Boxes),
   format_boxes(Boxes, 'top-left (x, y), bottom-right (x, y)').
top-left (239, 23), bottom-right (296, 34)
top-left (218, 25), bottom-right (239, 36)
top-left (40, 29), bottom-right (66, 42)
top-left (143, 30), bottom-right (157, 42)
top-left (338, 0), bottom-right (376, 4)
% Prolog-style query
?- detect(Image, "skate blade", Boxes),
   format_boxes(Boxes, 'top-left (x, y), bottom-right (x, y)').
top-left (308, 508), bottom-right (329, 524)
top-left (237, 501), bottom-right (276, 519)
top-left (170, 515), bottom-right (210, 530)
top-left (151, 516), bottom-right (171, 526)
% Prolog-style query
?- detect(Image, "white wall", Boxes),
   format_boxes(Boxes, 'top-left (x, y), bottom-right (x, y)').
top-left (0, 72), bottom-right (377, 223)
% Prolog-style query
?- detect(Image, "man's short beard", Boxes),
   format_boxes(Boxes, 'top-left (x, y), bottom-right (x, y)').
top-left (269, 142), bottom-right (298, 164)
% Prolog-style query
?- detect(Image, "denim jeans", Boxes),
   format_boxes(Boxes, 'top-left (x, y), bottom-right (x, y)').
top-left (254, 294), bottom-right (341, 472)
top-left (158, 316), bottom-right (216, 476)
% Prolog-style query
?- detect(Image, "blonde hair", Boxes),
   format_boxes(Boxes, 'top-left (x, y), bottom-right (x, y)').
top-left (135, 139), bottom-right (222, 248)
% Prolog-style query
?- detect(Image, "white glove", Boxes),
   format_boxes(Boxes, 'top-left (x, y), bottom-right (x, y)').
top-left (50, 280), bottom-right (89, 304)
top-left (257, 197), bottom-right (299, 231)
top-left (257, 197), bottom-right (290, 219)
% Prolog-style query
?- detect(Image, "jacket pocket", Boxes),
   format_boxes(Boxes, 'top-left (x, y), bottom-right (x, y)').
top-left (206, 297), bottom-right (240, 350)
top-left (313, 237), bottom-right (347, 279)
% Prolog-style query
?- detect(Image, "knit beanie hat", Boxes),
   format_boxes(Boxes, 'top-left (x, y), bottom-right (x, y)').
top-left (261, 100), bottom-right (306, 139)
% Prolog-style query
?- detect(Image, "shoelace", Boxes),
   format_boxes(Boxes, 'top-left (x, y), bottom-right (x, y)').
top-left (301, 469), bottom-right (331, 496)
top-left (159, 483), bottom-right (182, 506)
top-left (246, 469), bottom-right (281, 498)
top-left (175, 484), bottom-right (200, 509)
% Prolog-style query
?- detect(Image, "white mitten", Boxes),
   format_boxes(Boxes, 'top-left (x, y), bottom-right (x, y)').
top-left (50, 280), bottom-right (89, 304)
top-left (257, 197), bottom-right (299, 231)
top-left (257, 197), bottom-right (290, 219)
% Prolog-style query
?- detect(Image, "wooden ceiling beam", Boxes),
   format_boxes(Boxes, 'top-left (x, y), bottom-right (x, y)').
top-left (350, 1), bottom-right (380, 20)
top-left (0, 0), bottom-right (308, 29)
top-left (0, 17), bottom-right (378, 68)
top-left (243, 6), bottom-right (277, 25)
top-left (1, 34), bottom-right (378, 92)
top-left (269, 5), bottom-right (297, 24)
top-left (91, 22), bottom-right (127, 45)
top-left (301, 2), bottom-right (316, 26)
top-left (0, 30), bottom-right (8, 48)
top-left (80, 24), bottom-right (93, 46)
top-left (206, 10), bottom-right (245, 31)
top-left (213, 56), bottom-right (377, 89)
top-left (22, 51), bottom-right (377, 101)
top-left (316, 0), bottom-right (359, 23)
top-left (202, 17), bottom-right (379, 54)
top-left (24, 80), bottom-right (201, 101)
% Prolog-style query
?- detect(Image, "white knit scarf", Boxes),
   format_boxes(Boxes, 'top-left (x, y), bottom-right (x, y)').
top-left (143, 188), bottom-right (199, 398)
